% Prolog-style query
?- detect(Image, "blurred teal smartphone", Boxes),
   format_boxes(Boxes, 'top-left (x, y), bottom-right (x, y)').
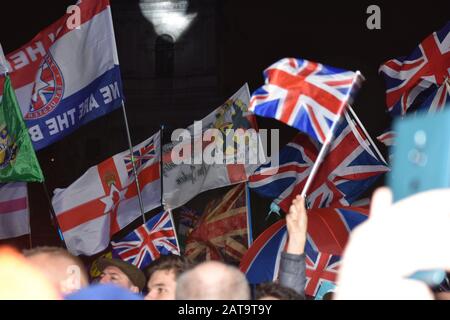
top-left (388, 108), bottom-right (450, 202)
top-left (388, 108), bottom-right (450, 287)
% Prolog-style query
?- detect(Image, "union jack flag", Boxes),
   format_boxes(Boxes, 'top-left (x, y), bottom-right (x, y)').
top-left (240, 206), bottom-right (367, 297)
top-left (249, 111), bottom-right (389, 212)
top-left (124, 138), bottom-right (157, 177)
top-left (250, 58), bottom-right (363, 143)
top-left (111, 210), bottom-right (180, 269)
top-left (305, 239), bottom-right (340, 297)
top-left (185, 184), bottom-right (249, 266)
top-left (379, 21), bottom-right (450, 116)
top-left (377, 130), bottom-right (396, 148)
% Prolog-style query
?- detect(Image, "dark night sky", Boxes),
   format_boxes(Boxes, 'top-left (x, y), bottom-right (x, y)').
top-left (0, 0), bottom-right (449, 250)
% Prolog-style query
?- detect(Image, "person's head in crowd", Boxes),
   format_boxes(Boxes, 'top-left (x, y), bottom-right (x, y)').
top-left (65, 284), bottom-right (144, 301)
top-left (144, 254), bottom-right (191, 300)
top-left (0, 247), bottom-right (60, 300)
top-left (97, 258), bottom-right (146, 294)
top-left (176, 261), bottom-right (250, 300)
top-left (255, 282), bottom-right (305, 300)
top-left (23, 246), bottom-right (89, 296)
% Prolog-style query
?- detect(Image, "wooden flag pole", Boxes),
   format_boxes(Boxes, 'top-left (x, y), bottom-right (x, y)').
top-left (120, 100), bottom-right (147, 225)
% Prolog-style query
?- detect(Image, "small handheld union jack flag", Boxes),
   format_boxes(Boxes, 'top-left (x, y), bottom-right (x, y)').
top-left (250, 58), bottom-right (363, 144)
top-left (111, 210), bottom-right (180, 269)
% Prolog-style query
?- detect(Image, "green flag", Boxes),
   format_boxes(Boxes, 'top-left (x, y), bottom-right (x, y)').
top-left (0, 75), bottom-right (44, 182)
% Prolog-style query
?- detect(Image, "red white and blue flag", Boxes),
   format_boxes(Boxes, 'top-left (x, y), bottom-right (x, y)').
top-left (240, 206), bottom-right (368, 297)
top-left (124, 138), bottom-right (157, 177)
top-left (111, 211), bottom-right (180, 269)
top-left (249, 111), bottom-right (388, 212)
top-left (52, 132), bottom-right (161, 256)
top-left (0, 183), bottom-right (29, 240)
top-left (0, 0), bottom-right (123, 151)
top-left (250, 58), bottom-right (363, 143)
top-left (379, 21), bottom-right (450, 116)
top-left (304, 239), bottom-right (340, 297)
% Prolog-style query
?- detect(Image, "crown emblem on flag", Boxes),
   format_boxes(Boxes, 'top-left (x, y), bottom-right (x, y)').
top-left (103, 171), bottom-right (118, 187)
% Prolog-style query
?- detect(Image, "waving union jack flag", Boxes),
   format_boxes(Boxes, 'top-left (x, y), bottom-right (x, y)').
top-left (240, 206), bottom-right (368, 297)
top-left (250, 58), bottom-right (363, 143)
top-left (111, 210), bottom-right (180, 269)
top-left (124, 137), bottom-right (157, 177)
top-left (249, 111), bottom-right (388, 212)
top-left (379, 22), bottom-right (450, 116)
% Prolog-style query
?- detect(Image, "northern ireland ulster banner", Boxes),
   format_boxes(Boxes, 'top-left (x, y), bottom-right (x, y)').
top-left (0, 0), bottom-right (123, 151)
top-left (52, 132), bottom-right (161, 256)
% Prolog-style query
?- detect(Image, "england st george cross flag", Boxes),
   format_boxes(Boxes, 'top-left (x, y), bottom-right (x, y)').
top-left (0, 0), bottom-right (123, 151)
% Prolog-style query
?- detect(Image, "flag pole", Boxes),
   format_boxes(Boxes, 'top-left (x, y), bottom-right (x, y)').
top-left (160, 124), bottom-right (165, 209)
top-left (300, 116), bottom-right (343, 200)
top-left (300, 71), bottom-right (364, 201)
top-left (120, 100), bottom-right (147, 225)
top-left (445, 77), bottom-right (450, 95)
top-left (42, 182), bottom-right (67, 248)
top-left (245, 183), bottom-right (254, 247)
top-left (26, 184), bottom-right (33, 249)
top-left (347, 105), bottom-right (388, 165)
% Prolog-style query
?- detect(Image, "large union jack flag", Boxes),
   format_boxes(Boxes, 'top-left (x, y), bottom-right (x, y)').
top-left (379, 21), bottom-right (450, 116)
top-left (249, 111), bottom-right (388, 212)
top-left (185, 184), bottom-right (249, 266)
top-left (111, 210), bottom-right (180, 269)
top-left (250, 58), bottom-right (363, 143)
top-left (240, 206), bottom-right (368, 297)
top-left (124, 137), bottom-right (157, 177)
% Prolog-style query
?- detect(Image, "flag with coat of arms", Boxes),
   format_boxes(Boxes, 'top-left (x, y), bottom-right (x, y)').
top-left (52, 131), bottom-right (161, 256)
top-left (0, 75), bottom-right (43, 182)
top-left (163, 84), bottom-right (263, 210)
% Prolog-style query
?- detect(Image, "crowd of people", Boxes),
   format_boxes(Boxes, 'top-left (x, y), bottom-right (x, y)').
top-left (0, 188), bottom-right (449, 300)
